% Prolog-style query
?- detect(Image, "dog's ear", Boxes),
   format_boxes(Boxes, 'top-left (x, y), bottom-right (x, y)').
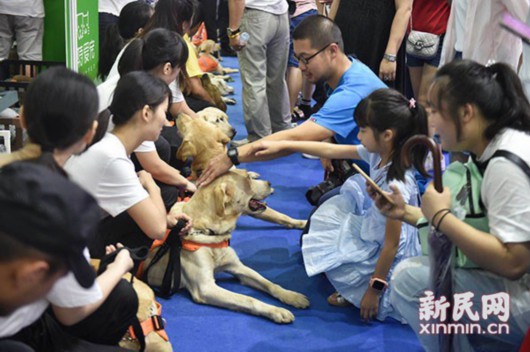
top-left (177, 139), bottom-right (196, 161)
top-left (176, 113), bottom-right (193, 135)
top-left (214, 182), bottom-right (234, 217)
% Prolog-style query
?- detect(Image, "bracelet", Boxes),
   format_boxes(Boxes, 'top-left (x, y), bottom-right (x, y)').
top-left (435, 210), bottom-right (452, 231)
top-left (430, 208), bottom-right (450, 226)
top-left (383, 53), bottom-right (397, 62)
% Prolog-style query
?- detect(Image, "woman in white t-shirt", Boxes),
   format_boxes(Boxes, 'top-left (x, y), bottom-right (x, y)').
top-left (0, 67), bottom-right (138, 350)
top-left (66, 71), bottom-right (192, 258)
top-left (104, 28), bottom-right (197, 209)
top-left (372, 60), bottom-right (530, 351)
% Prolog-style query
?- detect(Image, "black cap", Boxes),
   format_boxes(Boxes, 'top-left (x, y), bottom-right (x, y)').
top-left (0, 162), bottom-right (100, 288)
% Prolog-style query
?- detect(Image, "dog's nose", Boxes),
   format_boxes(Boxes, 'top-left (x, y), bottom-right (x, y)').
top-left (231, 128), bottom-right (237, 138)
top-left (267, 181), bottom-right (271, 187)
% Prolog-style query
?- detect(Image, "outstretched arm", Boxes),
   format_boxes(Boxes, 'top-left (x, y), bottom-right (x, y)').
top-left (196, 121), bottom-right (335, 187)
top-left (249, 140), bottom-right (360, 160)
top-left (136, 151), bottom-right (196, 192)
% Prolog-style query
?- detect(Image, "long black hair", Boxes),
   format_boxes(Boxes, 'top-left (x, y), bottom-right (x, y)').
top-left (109, 71), bottom-right (172, 126)
top-left (432, 59), bottom-right (530, 140)
top-left (99, 1), bottom-right (153, 79)
top-left (354, 88), bottom-right (429, 182)
top-left (143, 0), bottom-right (199, 35)
top-left (118, 28), bottom-right (188, 75)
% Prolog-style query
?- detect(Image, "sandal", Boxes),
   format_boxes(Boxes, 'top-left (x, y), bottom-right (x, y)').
top-left (291, 107), bottom-right (305, 123)
top-left (327, 292), bottom-right (352, 307)
top-left (97, 246), bottom-right (150, 283)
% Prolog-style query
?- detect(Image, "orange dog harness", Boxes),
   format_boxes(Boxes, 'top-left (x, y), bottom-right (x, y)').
top-left (181, 239), bottom-right (230, 252)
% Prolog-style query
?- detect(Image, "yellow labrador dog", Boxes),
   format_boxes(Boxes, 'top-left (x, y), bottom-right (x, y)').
top-left (176, 113), bottom-right (306, 229)
top-left (169, 169), bottom-right (309, 323)
top-left (197, 107), bottom-right (236, 140)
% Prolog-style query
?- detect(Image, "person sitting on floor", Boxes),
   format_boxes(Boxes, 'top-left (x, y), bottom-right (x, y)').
top-left (98, 0), bottom-right (154, 80)
top-left (0, 67), bottom-right (138, 350)
top-left (197, 14), bottom-right (386, 187)
top-left (65, 71), bottom-right (192, 258)
top-left (249, 88), bottom-right (428, 321)
top-left (0, 163), bottom-right (111, 352)
top-left (374, 60), bottom-right (530, 350)
top-left (99, 28), bottom-right (196, 209)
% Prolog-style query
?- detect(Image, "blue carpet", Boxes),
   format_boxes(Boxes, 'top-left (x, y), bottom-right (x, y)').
top-left (164, 56), bottom-right (423, 352)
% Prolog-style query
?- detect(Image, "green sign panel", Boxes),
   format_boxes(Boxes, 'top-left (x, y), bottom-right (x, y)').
top-left (43, 0), bottom-right (98, 80)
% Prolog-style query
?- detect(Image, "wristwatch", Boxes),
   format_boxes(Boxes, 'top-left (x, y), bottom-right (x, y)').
top-left (227, 146), bottom-right (240, 166)
top-left (369, 277), bottom-right (388, 292)
top-left (383, 53), bottom-right (397, 62)
top-left (227, 27), bottom-right (240, 39)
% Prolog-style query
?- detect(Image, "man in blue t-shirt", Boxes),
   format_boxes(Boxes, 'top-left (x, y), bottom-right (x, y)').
top-left (197, 14), bottom-right (385, 187)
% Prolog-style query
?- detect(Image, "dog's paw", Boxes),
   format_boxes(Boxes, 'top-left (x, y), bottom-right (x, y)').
top-left (222, 98), bottom-right (237, 105)
top-left (279, 290), bottom-right (310, 309)
top-left (247, 171), bottom-right (261, 179)
top-left (268, 307), bottom-right (295, 324)
top-left (284, 219), bottom-right (307, 229)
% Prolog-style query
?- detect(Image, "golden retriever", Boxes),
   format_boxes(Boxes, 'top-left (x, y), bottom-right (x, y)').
top-left (169, 169), bottom-right (309, 323)
top-left (176, 113), bottom-right (307, 229)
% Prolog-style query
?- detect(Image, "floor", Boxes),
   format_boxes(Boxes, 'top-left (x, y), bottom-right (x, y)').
top-left (164, 56), bottom-right (423, 352)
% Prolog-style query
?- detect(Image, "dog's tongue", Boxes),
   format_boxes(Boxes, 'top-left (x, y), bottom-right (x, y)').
top-left (249, 199), bottom-right (266, 212)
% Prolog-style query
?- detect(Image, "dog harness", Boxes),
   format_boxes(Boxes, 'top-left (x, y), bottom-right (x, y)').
top-left (127, 301), bottom-right (169, 345)
top-left (181, 238), bottom-right (230, 252)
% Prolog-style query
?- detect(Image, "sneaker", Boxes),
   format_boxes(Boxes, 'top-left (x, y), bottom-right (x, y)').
top-left (231, 138), bottom-right (250, 147)
top-left (302, 153), bottom-right (319, 159)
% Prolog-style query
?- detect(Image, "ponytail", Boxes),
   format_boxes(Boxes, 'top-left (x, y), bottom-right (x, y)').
top-left (354, 89), bottom-right (429, 182)
top-left (434, 60), bottom-right (530, 141)
top-left (484, 63), bottom-right (530, 139)
top-left (118, 28), bottom-right (188, 76)
top-left (406, 103), bottom-right (430, 178)
top-left (110, 71), bottom-right (171, 127)
top-left (117, 37), bottom-right (145, 76)
top-left (99, 23), bottom-right (125, 79)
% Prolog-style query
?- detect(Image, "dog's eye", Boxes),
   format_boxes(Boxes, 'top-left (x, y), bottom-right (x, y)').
top-left (216, 119), bottom-right (220, 122)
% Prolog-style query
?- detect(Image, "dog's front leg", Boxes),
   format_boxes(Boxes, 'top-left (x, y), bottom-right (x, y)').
top-left (223, 260), bottom-right (309, 310)
top-left (186, 279), bottom-right (296, 324)
top-left (249, 206), bottom-right (307, 229)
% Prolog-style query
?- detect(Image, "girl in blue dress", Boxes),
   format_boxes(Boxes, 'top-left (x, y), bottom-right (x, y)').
top-left (250, 88), bottom-right (429, 322)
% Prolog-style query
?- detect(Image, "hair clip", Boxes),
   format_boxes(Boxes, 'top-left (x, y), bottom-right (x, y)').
top-left (409, 98), bottom-right (416, 109)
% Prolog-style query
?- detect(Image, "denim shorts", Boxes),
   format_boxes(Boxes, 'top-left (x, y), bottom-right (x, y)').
top-left (406, 34), bottom-right (445, 68)
top-left (288, 9), bottom-right (318, 68)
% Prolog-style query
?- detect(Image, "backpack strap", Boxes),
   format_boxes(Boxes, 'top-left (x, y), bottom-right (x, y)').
top-left (477, 149), bottom-right (530, 179)
top-left (475, 149), bottom-right (530, 211)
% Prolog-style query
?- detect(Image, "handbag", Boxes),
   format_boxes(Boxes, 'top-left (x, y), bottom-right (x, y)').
top-left (406, 12), bottom-right (440, 60)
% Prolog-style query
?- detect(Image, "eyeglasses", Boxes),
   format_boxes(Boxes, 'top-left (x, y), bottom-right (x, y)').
top-left (294, 42), bottom-right (336, 65)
